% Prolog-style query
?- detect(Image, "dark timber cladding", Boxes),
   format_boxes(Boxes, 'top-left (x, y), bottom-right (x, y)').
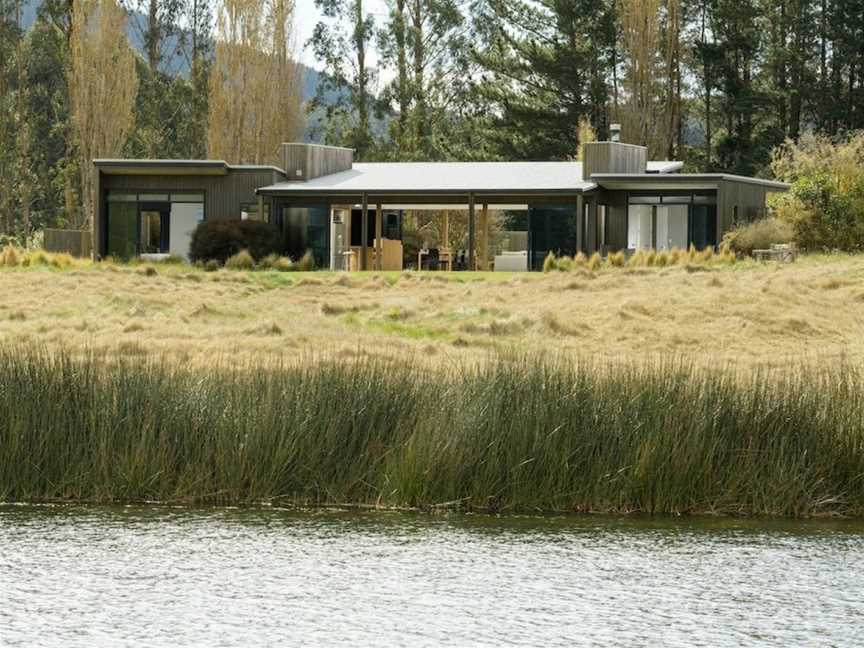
top-left (93, 160), bottom-right (286, 257)
top-left (280, 144), bottom-right (353, 181)
top-left (582, 142), bottom-right (648, 179)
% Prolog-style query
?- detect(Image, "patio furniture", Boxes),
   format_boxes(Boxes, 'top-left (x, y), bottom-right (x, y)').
top-left (753, 243), bottom-right (796, 263)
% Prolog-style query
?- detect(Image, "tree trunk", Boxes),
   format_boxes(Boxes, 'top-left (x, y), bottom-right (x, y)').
top-left (395, 0), bottom-right (409, 152)
top-left (411, 0), bottom-right (427, 150)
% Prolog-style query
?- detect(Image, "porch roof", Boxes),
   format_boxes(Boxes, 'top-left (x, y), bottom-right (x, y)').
top-left (256, 160), bottom-right (684, 198)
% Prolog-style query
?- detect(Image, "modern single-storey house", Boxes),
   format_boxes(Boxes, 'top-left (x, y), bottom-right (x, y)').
top-left (94, 134), bottom-right (788, 271)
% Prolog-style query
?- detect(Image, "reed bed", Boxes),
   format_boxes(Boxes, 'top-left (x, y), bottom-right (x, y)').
top-left (1, 348), bottom-right (862, 517)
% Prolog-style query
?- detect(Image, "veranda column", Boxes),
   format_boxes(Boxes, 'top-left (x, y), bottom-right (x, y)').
top-left (375, 202), bottom-right (383, 270)
top-left (575, 194), bottom-right (584, 255)
top-left (480, 203), bottom-right (489, 270)
top-left (586, 195), bottom-right (598, 255)
top-left (361, 192), bottom-right (369, 271)
top-left (468, 193), bottom-right (476, 270)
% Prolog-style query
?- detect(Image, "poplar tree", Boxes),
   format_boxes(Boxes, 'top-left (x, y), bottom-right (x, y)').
top-left (207, 0), bottom-right (304, 165)
top-left (69, 0), bottom-right (139, 242)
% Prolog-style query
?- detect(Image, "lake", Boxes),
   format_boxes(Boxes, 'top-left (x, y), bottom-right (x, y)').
top-left (1, 505), bottom-right (863, 646)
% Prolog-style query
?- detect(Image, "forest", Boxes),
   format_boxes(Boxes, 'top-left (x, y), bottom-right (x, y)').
top-left (0, 0), bottom-right (863, 244)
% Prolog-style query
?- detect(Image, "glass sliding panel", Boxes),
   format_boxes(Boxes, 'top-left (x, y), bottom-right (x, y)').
top-left (629, 196), bottom-right (662, 204)
top-left (528, 204), bottom-right (577, 271)
top-left (655, 205), bottom-right (688, 250)
top-left (107, 202), bottom-right (137, 259)
top-left (283, 205), bottom-right (329, 268)
top-left (627, 204), bottom-right (653, 250)
top-left (138, 193), bottom-right (169, 202)
top-left (690, 204), bottom-right (718, 249)
top-left (169, 202), bottom-right (203, 260)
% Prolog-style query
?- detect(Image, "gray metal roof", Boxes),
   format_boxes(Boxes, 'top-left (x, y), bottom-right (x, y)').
top-left (256, 160), bottom-right (685, 196)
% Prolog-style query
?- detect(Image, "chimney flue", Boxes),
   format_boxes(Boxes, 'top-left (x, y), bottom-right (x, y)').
top-left (610, 123), bottom-right (622, 143)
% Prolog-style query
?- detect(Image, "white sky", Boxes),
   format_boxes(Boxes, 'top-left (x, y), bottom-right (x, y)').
top-left (294, 0), bottom-right (391, 68)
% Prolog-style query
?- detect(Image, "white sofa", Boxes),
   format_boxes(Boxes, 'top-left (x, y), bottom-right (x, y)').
top-left (494, 250), bottom-right (528, 272)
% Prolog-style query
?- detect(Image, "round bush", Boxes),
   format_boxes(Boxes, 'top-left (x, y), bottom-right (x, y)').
top-left (189, 220), bottom-right (282, 263)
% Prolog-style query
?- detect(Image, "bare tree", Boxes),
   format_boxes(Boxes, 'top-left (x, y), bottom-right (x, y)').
top-left (69, 0), bottom-right (138, 246)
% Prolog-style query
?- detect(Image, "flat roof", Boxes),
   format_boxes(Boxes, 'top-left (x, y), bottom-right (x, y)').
top-left (593, 173), bottom-right (790, 191)
top-left (256, 160), bottom-right (684, 196)
top-left (94, 159), bottom-right (286, 176)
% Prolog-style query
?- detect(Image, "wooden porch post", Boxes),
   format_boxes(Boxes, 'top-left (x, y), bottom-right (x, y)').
top-left (586, 195), bottom-right (598, 255)
top-left (375, 202), bottom-right (383, 271)
top-left (468, 193), bottom-right (476, 270)
top-left (576, 194), bottom-right (584, 254)
top-left (480, 203), bottom-right (489, 270)
top-left (361, 192), bottom-right (369, 271)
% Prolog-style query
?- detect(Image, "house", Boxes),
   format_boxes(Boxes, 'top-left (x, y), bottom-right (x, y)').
top-left (93, 131), bottom-right (788, 270)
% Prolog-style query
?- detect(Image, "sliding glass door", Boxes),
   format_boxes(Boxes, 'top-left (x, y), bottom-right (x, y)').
top-left (106, 191), bottom-right (204, 259)
top-left (626, 192), bottom-right (717, 252)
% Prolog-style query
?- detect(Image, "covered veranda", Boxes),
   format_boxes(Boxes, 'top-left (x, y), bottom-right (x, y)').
top-left (258, 189), bottom-right (601, 272)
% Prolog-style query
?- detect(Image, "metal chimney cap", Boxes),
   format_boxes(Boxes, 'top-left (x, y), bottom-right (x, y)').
top-left (609, 123), bottom-right (622, 142)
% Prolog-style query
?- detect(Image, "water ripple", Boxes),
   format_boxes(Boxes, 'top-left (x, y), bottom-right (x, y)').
top-left (1, 506), bottom-right (863, 647)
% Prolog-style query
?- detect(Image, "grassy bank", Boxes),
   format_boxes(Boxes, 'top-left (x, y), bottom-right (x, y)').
top-left (2, 252), bottom-right (864, 368)
top-left (1, 349), bottom-right (862, 517)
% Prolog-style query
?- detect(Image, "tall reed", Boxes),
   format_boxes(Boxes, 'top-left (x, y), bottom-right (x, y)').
top-left (1, 348), bottom-right (862, 517)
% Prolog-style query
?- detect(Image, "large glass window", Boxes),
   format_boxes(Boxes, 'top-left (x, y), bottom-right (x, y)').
top-left (690, 204), bottom-right (718, 249)
top-left (283, 205), bottom-right (330, 268)
top-left (627, 204), bottom-right (653, 250)
top-left (528, 204), bottom-right (578, 271)
top-left (655, 205), bottom-right (688, 250)
top-left (107, 202), bottom-right (137, 259)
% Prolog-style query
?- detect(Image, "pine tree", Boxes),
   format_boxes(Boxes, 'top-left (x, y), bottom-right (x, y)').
top-left (470, 0), bottom-right (616, 160)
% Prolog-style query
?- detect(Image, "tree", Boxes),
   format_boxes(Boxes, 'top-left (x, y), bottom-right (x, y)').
top-left (616, 0), bottom-right (684, 159)
top-left (208, 0), bottom-right (304, 165)
top-left (309, 0), bottom-right (376, 158)
top-left (69, 0), bottom-right (138, 240)
top-left (122, 0), bottom-right (183, 157)
top-left (0, 0), bottom-right (20, 237)
top-left (379, 0), bottom-right (411, 153)
top-left (470, 0), bottom-right (616, 160)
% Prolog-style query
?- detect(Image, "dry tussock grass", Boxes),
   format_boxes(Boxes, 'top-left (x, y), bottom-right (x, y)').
top-left (0, 254), bottom-right (862, 368)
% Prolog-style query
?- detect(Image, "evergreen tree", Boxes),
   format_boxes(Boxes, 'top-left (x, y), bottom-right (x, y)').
top-left (309, 0), bottom-right (377, 158)
top-left (470, 0), bottom-right (616, 160)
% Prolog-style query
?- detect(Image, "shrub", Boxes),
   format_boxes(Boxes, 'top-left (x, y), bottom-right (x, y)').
top-left (542, 251), bottom-right (557, 273)
top-left (587, 252), bottom-right (602, 271)
top-left (607, 251), bottom-right (626, 267)
top-left (0, 245), bottom-right (22, 267)
top-left (771, 133), bottom-right (864, 251)
top-left (721, 217), bottom-right (795, 257)
top-left (293, 250), bottom-right (315, 271)
top-left (225, 249), bottom-right (255, 270)
top-left (204, 259), bottom-right (221, 272)
top-left (189, 220), bottom-right (282, 263)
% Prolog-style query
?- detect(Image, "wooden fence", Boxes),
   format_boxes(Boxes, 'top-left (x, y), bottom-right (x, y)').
top-left (43, 229), bottom-right (92, 258)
